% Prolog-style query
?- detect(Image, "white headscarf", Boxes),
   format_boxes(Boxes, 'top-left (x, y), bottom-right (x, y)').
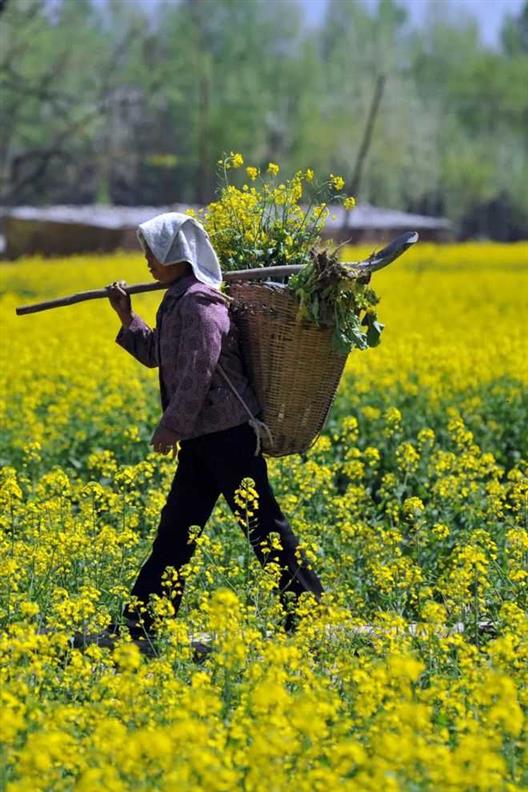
top-left (137, 212), bottom-right (222, 289)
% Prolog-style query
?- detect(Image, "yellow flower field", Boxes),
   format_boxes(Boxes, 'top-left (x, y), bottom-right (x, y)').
top-left (0, 243), bottom-right (527, 790)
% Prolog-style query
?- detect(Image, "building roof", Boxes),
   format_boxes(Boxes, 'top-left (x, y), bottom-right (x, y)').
top-left (2, 203), bottom-right (451, 231)
top-left (324, 203), bottom-right (452, 231)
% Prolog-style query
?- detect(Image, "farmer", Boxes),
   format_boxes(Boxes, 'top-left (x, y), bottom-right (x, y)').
top-left (106, 212), bottom-right (324, 640)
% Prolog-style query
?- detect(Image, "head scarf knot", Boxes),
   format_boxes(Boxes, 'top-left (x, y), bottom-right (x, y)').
top-left (137, 212), bottom-right (222, 289)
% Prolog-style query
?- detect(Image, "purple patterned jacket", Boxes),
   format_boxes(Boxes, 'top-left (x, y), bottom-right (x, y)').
top-left (116, 272), bottom-right (261, 441)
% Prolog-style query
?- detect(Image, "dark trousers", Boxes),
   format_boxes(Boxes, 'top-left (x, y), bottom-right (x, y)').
top-left (126, 421), bottom-right (324, 631)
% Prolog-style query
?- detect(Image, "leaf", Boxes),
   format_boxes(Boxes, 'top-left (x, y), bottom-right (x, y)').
top-left (366, 319), bottom-right (384, 347)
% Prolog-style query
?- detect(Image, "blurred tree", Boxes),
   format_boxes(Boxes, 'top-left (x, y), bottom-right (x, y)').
top-left (313, 0), bottom-right (440, 214)
top-left (409, 6), bottom-right (528, 235)
top-left (151, 0), bottom-right (308, 204)
top-left (0, 0), bottom-right (143, 204)
top-left (0, 0), bottom-right (526, 238)
top-left (501, 1), bottom-right (528, 55)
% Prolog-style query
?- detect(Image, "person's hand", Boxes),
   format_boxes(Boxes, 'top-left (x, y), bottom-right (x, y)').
top-left (106, 280), bottom-right (132, 325)
top-left (150, 425), bottom-right (179, 456)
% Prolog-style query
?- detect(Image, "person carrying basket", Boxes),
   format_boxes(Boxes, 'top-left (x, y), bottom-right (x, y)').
top-left (106, 212), bottom-right (324, 641)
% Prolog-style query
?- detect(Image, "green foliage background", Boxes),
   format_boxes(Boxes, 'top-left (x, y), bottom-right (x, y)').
top-left (1, 0), bottom-right (527, 238)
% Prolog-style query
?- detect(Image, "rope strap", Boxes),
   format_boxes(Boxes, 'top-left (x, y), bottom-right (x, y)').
top-left (216, 364), bottom-right (274, 456)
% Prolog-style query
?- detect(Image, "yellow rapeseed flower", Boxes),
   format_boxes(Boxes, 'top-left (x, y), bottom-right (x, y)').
top-left (330, 174), bottom-right (345, 191)
top-left (245, 166), bottom-right (259, 181)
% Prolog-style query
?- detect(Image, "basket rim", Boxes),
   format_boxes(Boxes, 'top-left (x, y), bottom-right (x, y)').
top-left (227, 280), bottom-right (348, 339)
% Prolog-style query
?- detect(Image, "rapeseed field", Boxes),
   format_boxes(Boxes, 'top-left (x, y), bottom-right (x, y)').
top-left (0, 243), bottom-right (527, 790)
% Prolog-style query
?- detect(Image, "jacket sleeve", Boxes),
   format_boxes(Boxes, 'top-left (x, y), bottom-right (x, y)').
top-left (115, 314), bottom-right (159, 368)
top-left (157, 293), bottom-right (227, 437)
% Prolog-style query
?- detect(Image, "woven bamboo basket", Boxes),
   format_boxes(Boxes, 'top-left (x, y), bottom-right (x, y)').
top-left (227, 281), bottom-right (348, 457)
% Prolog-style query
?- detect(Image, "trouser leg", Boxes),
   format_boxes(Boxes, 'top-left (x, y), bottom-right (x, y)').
top-left (126, 444), bottom-right (219, 628)
top-left (201, 422), bottom-right (325, 628)
top-left (222, 456), bottom-right (324, 600)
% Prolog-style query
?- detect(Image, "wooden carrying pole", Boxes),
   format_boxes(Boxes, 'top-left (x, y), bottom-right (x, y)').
top-left (15, 265), bottom-right (303, 316)
top-left (15, 232), bottom-right (418, 317)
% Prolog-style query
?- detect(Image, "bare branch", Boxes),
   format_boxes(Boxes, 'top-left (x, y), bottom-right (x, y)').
top-left (350, 73), bottom-right (386, 197)
top-left (1, 19), bottom-right (143, 203)
top-left (342, 73), bottom-right (386, 232)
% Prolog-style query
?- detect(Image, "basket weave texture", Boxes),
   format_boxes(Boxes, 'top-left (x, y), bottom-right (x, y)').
top-left (227, 281), bottom-right (348, 457)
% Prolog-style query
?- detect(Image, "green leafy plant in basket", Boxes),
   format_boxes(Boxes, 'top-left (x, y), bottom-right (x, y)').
top-left (190, 151), bottom-right (383, 355)
top-left (288, 248), bottom-right (384, 355)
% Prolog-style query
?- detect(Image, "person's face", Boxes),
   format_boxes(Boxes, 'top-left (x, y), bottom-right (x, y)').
top-left (145, 247), bottom-right (188, 284)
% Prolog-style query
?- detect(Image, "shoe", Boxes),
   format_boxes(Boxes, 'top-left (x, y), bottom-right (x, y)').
top-left (71, 629), bottom-right (117, 650)
top-left (191, 640), bottom-right (213, 663)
